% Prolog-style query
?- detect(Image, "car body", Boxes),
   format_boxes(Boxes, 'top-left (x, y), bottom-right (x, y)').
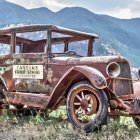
top-left (0, 24), bottom-right (140, 132)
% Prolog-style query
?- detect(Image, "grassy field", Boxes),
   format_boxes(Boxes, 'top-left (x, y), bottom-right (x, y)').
top-left (0, 107), bottom-right (139, 140)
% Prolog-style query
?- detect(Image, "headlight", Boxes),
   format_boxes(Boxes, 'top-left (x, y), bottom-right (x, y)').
top-left (137, 68), bottom-right (140, 80)
top-left (106, 62), bottom-right (120, 77)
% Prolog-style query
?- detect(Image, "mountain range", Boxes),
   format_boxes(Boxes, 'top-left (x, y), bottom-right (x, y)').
top-left (0, 0), bottom-right (140, 67)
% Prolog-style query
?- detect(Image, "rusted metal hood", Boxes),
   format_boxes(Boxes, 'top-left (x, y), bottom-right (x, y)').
top-left (53, 56), bottom-right (127, 65)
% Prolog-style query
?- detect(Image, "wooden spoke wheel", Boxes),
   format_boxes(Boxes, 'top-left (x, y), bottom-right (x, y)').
top-left (66, 81), bottom-right (108, 133)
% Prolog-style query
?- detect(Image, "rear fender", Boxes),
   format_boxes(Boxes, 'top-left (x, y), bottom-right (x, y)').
top-left (47, 66), bottom-right (107, 109)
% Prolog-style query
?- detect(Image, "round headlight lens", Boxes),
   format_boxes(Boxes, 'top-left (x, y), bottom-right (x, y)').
top-left (106, 62), bottom-right (120, 77)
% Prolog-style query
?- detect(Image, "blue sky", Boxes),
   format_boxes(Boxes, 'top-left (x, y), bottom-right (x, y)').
top-left (7, 0), bottom-right (140, 19)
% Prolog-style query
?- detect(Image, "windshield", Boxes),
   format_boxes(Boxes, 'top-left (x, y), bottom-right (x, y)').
top-left (51, 32), bottom-right (89, 57)
top-left (52, 40), bottom-right (88, 56)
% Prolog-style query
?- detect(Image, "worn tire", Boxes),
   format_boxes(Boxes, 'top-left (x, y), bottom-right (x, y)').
top-left (15, 105), bottom-right (37, 117)
top-left (66, 81), bottom-right (108, 133)
top-left (133, 115), bottom-right (140, 129)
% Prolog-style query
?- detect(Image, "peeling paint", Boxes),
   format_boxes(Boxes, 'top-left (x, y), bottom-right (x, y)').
top-left (5, 59), bottom-right (13, 65)
top-left (47, 67), bottom-right (53, 83)
top-left (27, 80), bottom-right (48, 93)
top-left (0, 67), bottom-right (5, 74)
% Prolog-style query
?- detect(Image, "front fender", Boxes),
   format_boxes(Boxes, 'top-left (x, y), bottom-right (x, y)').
top-left (47, 66), bottom-right (107, 109)
top-left (73, 66), bottom-right (107, 89)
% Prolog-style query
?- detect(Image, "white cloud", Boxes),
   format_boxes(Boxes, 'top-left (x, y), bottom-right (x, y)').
top-left (7, 0), bottom-right (67, 11)
top-left (102, 8), bottom-right (137, 19)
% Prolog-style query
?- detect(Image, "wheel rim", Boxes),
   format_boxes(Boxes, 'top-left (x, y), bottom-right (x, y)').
top-left (133, 115), bottom-right (140, 126)
top-left (70, 86), bottom-right (102, 126)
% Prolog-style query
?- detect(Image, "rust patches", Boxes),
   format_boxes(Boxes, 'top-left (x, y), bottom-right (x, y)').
top-left (5, 91), bottom-right (49, 109)
top-left (73, 66), bottom-right (107, 89)
top-left (15, 79), bottom-right (52, 94)
top-left (15, 80), bottom-right (28, 92)
top-left (27, 80), bottom-right (50, 93)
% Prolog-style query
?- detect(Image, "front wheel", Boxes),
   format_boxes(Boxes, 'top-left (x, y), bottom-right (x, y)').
top-left (66, 81), bottom-right (108, 133)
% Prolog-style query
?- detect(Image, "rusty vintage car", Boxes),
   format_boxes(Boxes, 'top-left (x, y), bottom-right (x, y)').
top-left (0, 24), bottom-right (140, 132)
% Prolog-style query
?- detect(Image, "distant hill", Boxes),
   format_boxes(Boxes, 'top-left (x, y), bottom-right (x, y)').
top-left (0, 0), bottom-right (140, 67)
top-left (0, 0), bottom-right (48, 26)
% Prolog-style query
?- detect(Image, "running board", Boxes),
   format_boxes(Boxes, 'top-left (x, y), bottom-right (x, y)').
top-left (4, 91), bottom-right (50, 109)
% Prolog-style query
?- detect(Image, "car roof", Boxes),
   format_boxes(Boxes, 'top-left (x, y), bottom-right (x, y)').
top-left (0, 24), bottom-right (98, 39)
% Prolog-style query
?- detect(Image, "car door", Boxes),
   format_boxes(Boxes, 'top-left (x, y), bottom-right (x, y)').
top-left (10, 30), bottom-right (51, 94)
top-left (12, 53), bottom-right (49, 94)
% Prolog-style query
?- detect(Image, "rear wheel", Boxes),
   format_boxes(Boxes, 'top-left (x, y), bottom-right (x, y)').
top-left (133, 115), bottom-right (140, 129)
top-left (15, 106), bottom-right (37, 117)
top-left (66, 81), bottom-right (108, 133)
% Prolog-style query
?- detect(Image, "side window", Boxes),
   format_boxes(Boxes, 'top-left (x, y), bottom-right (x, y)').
top-left (51, 32), bottom-right (70, 53)
top-left (69, 40), bottom-right (88, 56)
top-left (15, 31), bottom-right (47, 54)
top-left (52, 44), bottom-right (64, 53)
top-left (0, 34), bottom-right (11, 55)
top-left (0, 43), bottom-right (10, 55)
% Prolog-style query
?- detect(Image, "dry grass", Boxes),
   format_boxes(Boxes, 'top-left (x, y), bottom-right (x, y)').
top-left (0, 107), bottom-right (139, 140)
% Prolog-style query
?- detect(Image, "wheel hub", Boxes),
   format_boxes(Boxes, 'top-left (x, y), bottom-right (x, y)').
top-left (74, 92), bottom-right (98, 116)
top-left (81, 99), bottom-right (88, 110)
